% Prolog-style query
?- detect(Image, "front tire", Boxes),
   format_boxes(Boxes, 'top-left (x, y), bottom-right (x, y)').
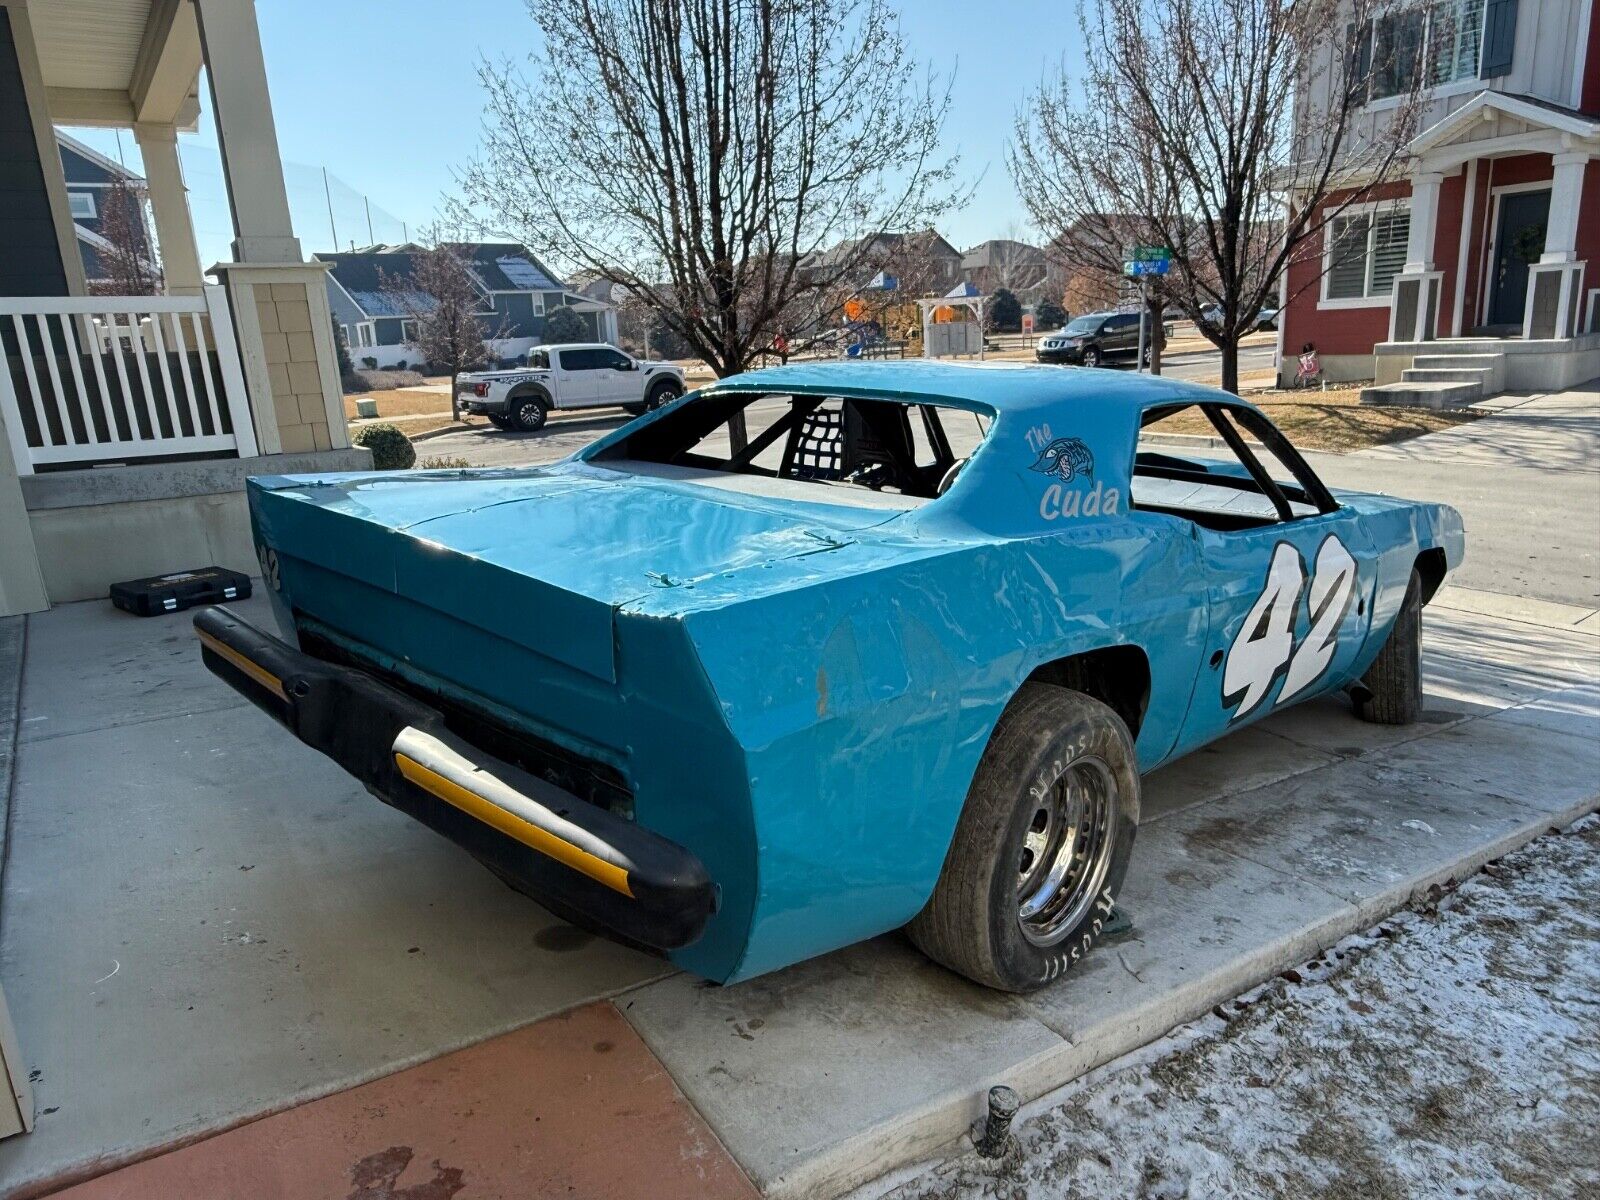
top-left (510, 395), bottom-right (549, 432)
top-left (908, 683), bottom-right (1140, 992)
top-left (1082, 346), bottom-right (1103, 368)
top-left (646, 380), bottom-right (684, 410)
top-left (1355, 568), bottom-right (1423, 725)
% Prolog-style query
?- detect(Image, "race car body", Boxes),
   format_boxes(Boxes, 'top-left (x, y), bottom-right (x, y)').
top-left (199, 362), bottom-right (1463, 990)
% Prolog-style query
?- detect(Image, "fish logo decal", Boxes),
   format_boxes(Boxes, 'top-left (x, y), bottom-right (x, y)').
top-left (1029, 437), bottom-right (1095, 482)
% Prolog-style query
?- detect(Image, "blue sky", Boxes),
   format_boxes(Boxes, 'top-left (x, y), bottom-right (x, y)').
top-left (67, 0), bottom-right (1076, 268)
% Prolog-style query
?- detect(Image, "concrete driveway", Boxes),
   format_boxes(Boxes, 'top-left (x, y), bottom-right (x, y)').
top-left (0, 381), bottom-right (1595, 1198)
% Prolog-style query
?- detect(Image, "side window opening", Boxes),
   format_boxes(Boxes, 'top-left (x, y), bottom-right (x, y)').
top-left (1134, 403), bottom-right (1336, 530)
top-left (589, 391), bottom-right (990, 508)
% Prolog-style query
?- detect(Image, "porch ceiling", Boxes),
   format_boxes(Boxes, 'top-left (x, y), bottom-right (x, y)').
top-left (31, 0), bottom-right (201, 130)
top-left (30, 0), bottom-right (152, 90)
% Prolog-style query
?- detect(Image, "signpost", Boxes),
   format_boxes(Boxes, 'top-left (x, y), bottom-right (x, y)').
top-left (1123, 246), bottom-right (1171, 373)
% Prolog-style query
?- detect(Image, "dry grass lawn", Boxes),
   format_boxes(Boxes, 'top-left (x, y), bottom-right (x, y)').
top-left (1147, 382), bottom-right (1484, 452)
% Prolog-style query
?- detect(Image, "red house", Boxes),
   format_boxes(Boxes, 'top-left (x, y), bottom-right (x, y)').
top-left (1279, 0), bottom-right (1600, 400)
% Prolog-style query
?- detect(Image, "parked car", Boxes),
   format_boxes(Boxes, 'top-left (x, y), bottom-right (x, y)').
top-left (1199, 305), bottom-right (1278, 333)
top-left (1036, 311), bottom-right (1151, 367)
top-left (198, 362), bottom-right (1461, 992)
top-left (457, 343), bottom-right (685, 431)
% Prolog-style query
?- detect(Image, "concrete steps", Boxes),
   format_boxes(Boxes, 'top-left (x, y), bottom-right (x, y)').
top-left (1360, 379), bottom-right (1485, 408)
top-left (1362, 349), bottom-right (1506, 408)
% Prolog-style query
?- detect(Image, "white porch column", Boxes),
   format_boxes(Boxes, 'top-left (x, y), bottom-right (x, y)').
top-left (192, 0), bottom-right (302, 264)
top-left (1404, 172), bottom-right (1445, 272)
top-left (1541, 152), bottom-right (1589, 263)
top-left (132, 123), bottom-right (204, 295)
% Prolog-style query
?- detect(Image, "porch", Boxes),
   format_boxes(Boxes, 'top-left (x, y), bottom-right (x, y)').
top-left (1370, 94), bottom-right (1600, 403)
top-left (0, 0), bottom-right (369, 616)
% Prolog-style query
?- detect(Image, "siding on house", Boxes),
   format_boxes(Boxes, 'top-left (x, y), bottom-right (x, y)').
top-left (0, 9), bottom-right (67, 297)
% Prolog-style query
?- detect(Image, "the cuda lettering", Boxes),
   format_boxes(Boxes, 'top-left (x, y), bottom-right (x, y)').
top-left (1040, 481), bottom-right (1120, 521)
top-left (1223, 534), bottom-right (1357, 720)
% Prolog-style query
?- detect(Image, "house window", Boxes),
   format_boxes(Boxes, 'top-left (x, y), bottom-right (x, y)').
top-left (68, 191), bottom-right (96, 219)
top-left (1325, 206), bottom-right (1411, 301)
top-left (356, 323), bottom-right (376, 348)
top-left (1352, 0), bottom-right (1485, 101)
top-left (400, 318), bottom-right (419, 342)
top-left (532, 294), bottom-right (547, 316)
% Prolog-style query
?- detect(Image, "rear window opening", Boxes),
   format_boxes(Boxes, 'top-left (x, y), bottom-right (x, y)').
top-left (1133, 402), bottom-right (1337, 531)
top-left (589, 391), bottom-right (993, 510)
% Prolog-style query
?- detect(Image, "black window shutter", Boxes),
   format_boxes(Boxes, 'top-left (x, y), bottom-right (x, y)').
top-left (1480, 0), bottom-right (1518, 78)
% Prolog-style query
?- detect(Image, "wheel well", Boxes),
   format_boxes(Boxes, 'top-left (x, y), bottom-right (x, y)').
top-left (648, 375), bottom-right (681, 395)
top-left (508, 385), bottom-right (550, 406)
top-left (1415, 547), bottom-right (1447, 604)
top-left (1024, 645), bottom-right (1151, 737)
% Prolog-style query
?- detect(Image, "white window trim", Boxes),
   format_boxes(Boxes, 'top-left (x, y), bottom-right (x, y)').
top-left (1357, 0), bottom-right (1490, 108)
top-left (68, 191), bottom-right (96, 219)
top-left (355, 322), bottom-right (376, 348)
top-left (1318, 198), bottom-right (1412, 310)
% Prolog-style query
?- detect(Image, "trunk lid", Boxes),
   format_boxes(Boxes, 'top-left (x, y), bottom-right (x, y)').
top-left (249, 462), bottom-right (891, 683)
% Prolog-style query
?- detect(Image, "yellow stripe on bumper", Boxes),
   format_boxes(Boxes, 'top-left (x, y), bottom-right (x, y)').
top-left (394, 752), bottom-right (634, 898)
top-left (197, 629), bottom-right (287, 701)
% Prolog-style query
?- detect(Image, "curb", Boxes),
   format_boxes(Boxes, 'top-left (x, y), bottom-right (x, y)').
top-left (0, 616), bottom-right (23, 892)
top-left (807, 792), bottom-right (1600, 1200)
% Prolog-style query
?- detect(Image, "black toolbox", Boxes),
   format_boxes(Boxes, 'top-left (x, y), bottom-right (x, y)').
top-left (110, 567), bottom-right (253, 617)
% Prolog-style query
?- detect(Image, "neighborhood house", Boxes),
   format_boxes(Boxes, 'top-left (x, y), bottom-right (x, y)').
top-left (1279, 0), bottom-right (1599, 397)
top-left (318, 242), bottom-right (620, 369)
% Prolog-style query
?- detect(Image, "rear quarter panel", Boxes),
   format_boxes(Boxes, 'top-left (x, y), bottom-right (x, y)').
top-left (665, 516), bottom-right (1207, 982)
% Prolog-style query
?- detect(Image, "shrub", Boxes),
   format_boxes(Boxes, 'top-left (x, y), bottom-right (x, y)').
top-left (542, 303), bottom-right (588, 343)
top-left (416, 455), bottom-right (471, 469)
top-left (352, 422), bottom-right (416, 470)
top-left (394, 359), bottom-right (408, 371)
top-left (1036, 300), bottom-right (1068, 330)
top-left (361, 356), bottom-right (378, 370)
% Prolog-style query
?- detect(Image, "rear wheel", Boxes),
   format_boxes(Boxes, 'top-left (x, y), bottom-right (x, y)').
top-left (1355, 568), bottom-right (1423, 724)
top-left (488, 414), bottom-right (514, 430)
top-left (510, 395), bottom-right (549, 432)
top-left (908, 683), bottom-right (1139, 992)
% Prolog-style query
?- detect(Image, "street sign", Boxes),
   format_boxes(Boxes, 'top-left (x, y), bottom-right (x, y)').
top-left (1130, 245), bottom-right (1171, 261)
top-left (1123, 259), bottom-right (1170, 277)
top-left (1021, 312), bottom-right (1035, 334)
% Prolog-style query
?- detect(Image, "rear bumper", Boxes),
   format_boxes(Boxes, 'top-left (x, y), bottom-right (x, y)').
top-left (194, 606), bottom-right (716, 951)
top-left (459, 394), bottom-right (509, 415)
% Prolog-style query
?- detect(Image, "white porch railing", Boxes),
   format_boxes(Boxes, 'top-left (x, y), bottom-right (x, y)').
top-left (0, 285), bottom-right (256, 475)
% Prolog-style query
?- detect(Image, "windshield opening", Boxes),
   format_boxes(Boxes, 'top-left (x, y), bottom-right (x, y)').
top-left (589, 390), bottom-right (993, 508)
top-left (1062, 315), bottom-right (1102, 333)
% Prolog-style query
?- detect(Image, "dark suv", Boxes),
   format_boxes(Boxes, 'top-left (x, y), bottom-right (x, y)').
top-left (1036, 311), bottom-right (1149, 367)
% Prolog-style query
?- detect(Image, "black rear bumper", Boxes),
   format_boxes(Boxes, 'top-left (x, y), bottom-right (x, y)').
top-left (194, 606), bottom-right (716, 951)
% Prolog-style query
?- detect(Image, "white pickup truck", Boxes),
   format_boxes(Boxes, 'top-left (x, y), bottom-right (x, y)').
top-left (457, 343), bottom-right (687, 431)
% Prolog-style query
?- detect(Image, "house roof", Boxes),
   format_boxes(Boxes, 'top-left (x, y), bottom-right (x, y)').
top-left (1408, 90), bottom-right (1600, 157)
top-left (56, 130), bottom-right (143, 184)
top-left (960, 239), bottom-right (1044, 271)
top-left (440, 243), bottom-right (566, 292)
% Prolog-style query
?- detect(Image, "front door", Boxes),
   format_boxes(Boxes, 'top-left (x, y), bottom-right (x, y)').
top-left (1487, 189), bottom-right (1551, 328)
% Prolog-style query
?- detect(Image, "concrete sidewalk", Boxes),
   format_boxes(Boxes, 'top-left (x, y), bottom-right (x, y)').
top-left (0, 581), bottom-right (1593, 1198)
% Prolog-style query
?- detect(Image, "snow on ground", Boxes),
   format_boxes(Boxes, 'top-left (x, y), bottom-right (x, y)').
top-left (877, 815), bottom-right (1600, 1200)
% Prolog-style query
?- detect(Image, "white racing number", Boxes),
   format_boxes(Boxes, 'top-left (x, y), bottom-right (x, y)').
top-left (1222, 534), bottom-right (1358, 721)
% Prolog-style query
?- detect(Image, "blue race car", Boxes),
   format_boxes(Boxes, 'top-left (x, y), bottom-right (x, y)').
top-left (196, 362), bottom-right (1462, 991)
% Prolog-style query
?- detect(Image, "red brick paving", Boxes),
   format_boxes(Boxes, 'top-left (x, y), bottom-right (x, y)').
top-left (45, 1002), bottom-right (757, 1200)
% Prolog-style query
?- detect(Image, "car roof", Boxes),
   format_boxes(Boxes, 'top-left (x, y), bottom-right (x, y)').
top-left (703, 359), bottom-right (1236, 421)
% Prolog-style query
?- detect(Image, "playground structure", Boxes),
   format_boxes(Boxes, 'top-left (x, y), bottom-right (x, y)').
top-left (838, 277), bottom-right (988, 361)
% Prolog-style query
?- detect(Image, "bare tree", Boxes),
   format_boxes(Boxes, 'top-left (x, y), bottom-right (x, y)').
top-left (89, 178), bottom-right (161, 296)
top-left (1011, 0), bottom-right (1424, 393)
top-left (382, 245), bottom-right (504, 418)
top-left (457, 0), bottom-right (961, 378)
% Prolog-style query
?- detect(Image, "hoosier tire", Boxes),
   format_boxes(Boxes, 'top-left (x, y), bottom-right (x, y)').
top-left (1355, 567), bottom-right (1423, 725)
top-left (908, 683), bottom-right (1140, 992)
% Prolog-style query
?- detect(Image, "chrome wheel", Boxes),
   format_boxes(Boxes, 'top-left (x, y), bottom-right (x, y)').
top-left (1016, 755), bottom-right (1118, 947)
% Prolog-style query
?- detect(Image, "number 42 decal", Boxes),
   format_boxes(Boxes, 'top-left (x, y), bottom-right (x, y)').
top-left (1222, 534), bottom-right (1358, 721)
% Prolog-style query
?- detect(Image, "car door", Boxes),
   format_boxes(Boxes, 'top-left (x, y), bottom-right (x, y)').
top-left (1107, 313), bottom-right (1139, 358)
top-left (591, 347), bottom-right (637, 404)
top-left (1146, 403), bottom-right (1379, 757)
top-left (552, 347), bottom-right (602, 408)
